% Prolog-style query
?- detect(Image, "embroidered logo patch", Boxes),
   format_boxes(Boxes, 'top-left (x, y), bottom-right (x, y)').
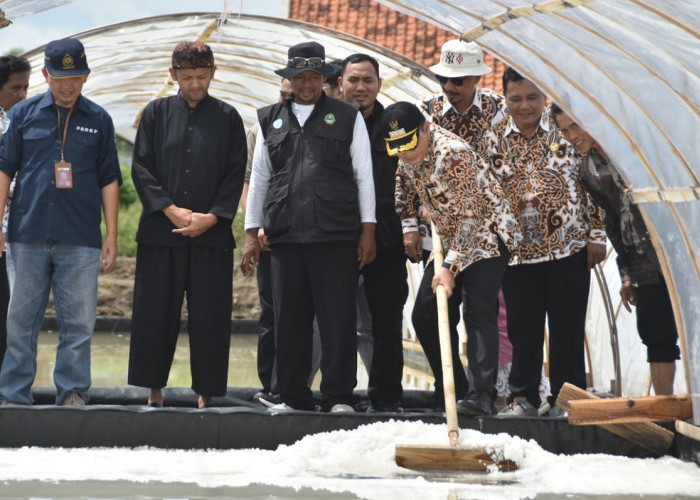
top-left (272, 118), bottom-right (283, 129)
top-left (323, 113), bottom-right (336, 125)
top-left (62, 54), bottom-right (75, 70)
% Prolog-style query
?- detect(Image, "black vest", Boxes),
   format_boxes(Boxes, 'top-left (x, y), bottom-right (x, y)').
top-left (258, 94), bottom-right (360, 245)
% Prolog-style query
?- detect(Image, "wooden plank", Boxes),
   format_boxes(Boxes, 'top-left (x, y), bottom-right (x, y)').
top-left (568, 395), bottom-right (692, 424)
top-left (676, 420), bottom-right (700, 442)
top-left (556, 383), bottom-right (673, 455)
top-left (395, 444), bottom-right (517, 472)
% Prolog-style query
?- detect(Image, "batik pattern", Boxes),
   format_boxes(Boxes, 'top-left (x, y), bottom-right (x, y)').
top-left (483, 109), bottom-right (605, 264)
top-left (395, 127), bottom-right (521, 273)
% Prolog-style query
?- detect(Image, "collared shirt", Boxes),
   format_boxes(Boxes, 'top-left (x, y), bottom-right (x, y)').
top-left (417, 87), bottom-right (507, 252)
top-left (395, 126), bottom-right (521, 273)
top-left (0, 107), bottom-right (11, 235)
top-left (580, 149), bottom-right (660, 285)
top-left (483, 109), bottom-right (606, 264)
top-left (420, 87), bottom-right (506, 160)
top-left (132, 93), bottom-right (247, 248)
top-left (0, 90), bottom-right (121, 249)
top-left (245, 102), bottom-right (375, 230)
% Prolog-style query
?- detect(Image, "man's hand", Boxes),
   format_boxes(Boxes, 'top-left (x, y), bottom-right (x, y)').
top-left (431, 267), bottom-right (455, 298)
top-left (241, 228), bottom-right (262, 277)
top-left (163, 204), bottom-right (193, 229)
top-left (258, 227), bottom-right (269, 251)
top-left (620, 281), bottom-right (636, 313)
top-left (172, 213), bottom-right (218, 238)
top-left (587, 242), bottom-right (607, 269)
top-left (0, 232), bottom-right (5, 256)
top-left (101, 235), bottom-right (118, 273)
top-left (357, 223), bottom-right (376, 269)
top-left (404, 231), bottom-right (422, 262)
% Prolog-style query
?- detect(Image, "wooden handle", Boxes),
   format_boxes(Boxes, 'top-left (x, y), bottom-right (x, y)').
top-left (431, 223), bottom-right (459, 445)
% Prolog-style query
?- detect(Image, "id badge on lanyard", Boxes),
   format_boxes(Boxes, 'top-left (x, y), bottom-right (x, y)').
top-left (55, 161), bottom-right (73, 189)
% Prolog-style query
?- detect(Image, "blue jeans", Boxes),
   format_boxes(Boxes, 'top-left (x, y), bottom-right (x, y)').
top-left (0, 242), bottom-right (100, 404)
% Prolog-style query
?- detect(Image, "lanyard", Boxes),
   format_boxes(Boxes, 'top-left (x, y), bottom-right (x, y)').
top-left (56, 106), bottom-right (74, 162)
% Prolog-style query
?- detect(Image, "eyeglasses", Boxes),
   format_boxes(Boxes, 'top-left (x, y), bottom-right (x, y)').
top-left (436, 75), bottom-right (466, 87)
top-left (288, 57), bottom-right (324, 69)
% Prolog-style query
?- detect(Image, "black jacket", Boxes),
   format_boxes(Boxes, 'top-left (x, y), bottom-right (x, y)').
top-left (365, 101), bottom-right (402, 249)
top-left (132, 93), bottom-right (246, 248)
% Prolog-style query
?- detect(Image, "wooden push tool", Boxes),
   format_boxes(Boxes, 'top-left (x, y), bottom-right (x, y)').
top-left (394, 224), bottom-right (517, 472)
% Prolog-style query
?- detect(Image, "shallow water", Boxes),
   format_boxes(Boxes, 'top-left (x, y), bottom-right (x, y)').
top-left (35, 331), bottom-right (435, 390)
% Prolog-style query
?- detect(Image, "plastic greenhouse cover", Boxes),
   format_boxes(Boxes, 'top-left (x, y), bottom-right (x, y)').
top-left (19, 13), bottom-right (441, 140)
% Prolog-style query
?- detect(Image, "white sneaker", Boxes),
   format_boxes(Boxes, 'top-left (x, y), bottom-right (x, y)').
top-left (496, 397), bottom-right (537, 418)
top-left (330, 403), bottom-right (355, 413)
top-left (270, 402), bottom-right (294, 411)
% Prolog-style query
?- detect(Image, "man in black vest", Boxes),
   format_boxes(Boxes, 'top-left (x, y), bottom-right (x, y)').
top-left (242, 42), bottom-right (376, 413)
top-left (339, 53), bottom-right (407, 413)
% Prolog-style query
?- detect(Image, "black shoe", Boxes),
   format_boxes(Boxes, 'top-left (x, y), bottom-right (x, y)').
top-left (354, 398), bottom-right (370, 412)
top-left (367, 400), bottom-right (404, 413)
top-left (456, 391), bottom-right (495, 416)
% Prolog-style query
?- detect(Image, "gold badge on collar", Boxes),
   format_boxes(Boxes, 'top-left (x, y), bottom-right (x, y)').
top-left (324, 113), bottom-right (336, 125)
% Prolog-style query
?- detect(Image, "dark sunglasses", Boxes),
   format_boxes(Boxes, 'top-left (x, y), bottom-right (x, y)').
top-left (288, 57), bottom-right (324, 69)
top-left (436, 75), bottom-right (466, 87)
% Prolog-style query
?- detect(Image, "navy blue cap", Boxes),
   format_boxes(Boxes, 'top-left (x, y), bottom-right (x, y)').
top-left (44, 38), bottom-right (90, 78)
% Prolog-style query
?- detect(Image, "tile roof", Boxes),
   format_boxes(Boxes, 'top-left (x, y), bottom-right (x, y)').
top-left (289, 0), bottom-right (505, 93)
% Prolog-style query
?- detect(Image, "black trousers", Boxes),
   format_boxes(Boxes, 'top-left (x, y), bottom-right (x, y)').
top-left (0, 255), bottom-right (8, 373)
top-left (412, 259), bottom-right (466, 401)
top-left (503, 249), bottom-right (590, 407)
top-left (256, 250), bottom-right (275, 392)
top-left (636, 275), bottom-right (681, 363)
top-left (413, 240), bottom-right (508, 404)
top-left (128, 244), bottom-right (233, 397)
top-left (271, 242), bottom-right (357, 411)
top-left (361, 246), bottom-right (408, 404)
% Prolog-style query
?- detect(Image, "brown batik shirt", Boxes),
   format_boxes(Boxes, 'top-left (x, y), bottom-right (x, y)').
top-left (483, 108), bottom-right (606, 264)
top-left (395, 126), bottom-right (522, 274)
top-left (420, 87), bottom-right (506, 161)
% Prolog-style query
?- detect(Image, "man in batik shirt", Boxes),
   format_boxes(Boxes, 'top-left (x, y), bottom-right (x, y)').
top-left (411, 39), bottom-right (509, 414)
top-left (551, 103), bottom-right (680, 395)
top-left (483, 68), bottom-right (606, 417)
top-left (387, 102), bottom-right (522, 416)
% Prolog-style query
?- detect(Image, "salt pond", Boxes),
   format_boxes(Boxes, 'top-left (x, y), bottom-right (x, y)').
top-left (0, 421), bottom-right (698, 499)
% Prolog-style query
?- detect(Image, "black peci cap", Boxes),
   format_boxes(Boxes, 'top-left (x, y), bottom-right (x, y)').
top-left (381, 102), bottom-right (426, 156)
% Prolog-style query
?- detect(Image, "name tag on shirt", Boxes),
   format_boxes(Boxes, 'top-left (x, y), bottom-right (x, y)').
top-left (55, 161), bottom-right (73, 189)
